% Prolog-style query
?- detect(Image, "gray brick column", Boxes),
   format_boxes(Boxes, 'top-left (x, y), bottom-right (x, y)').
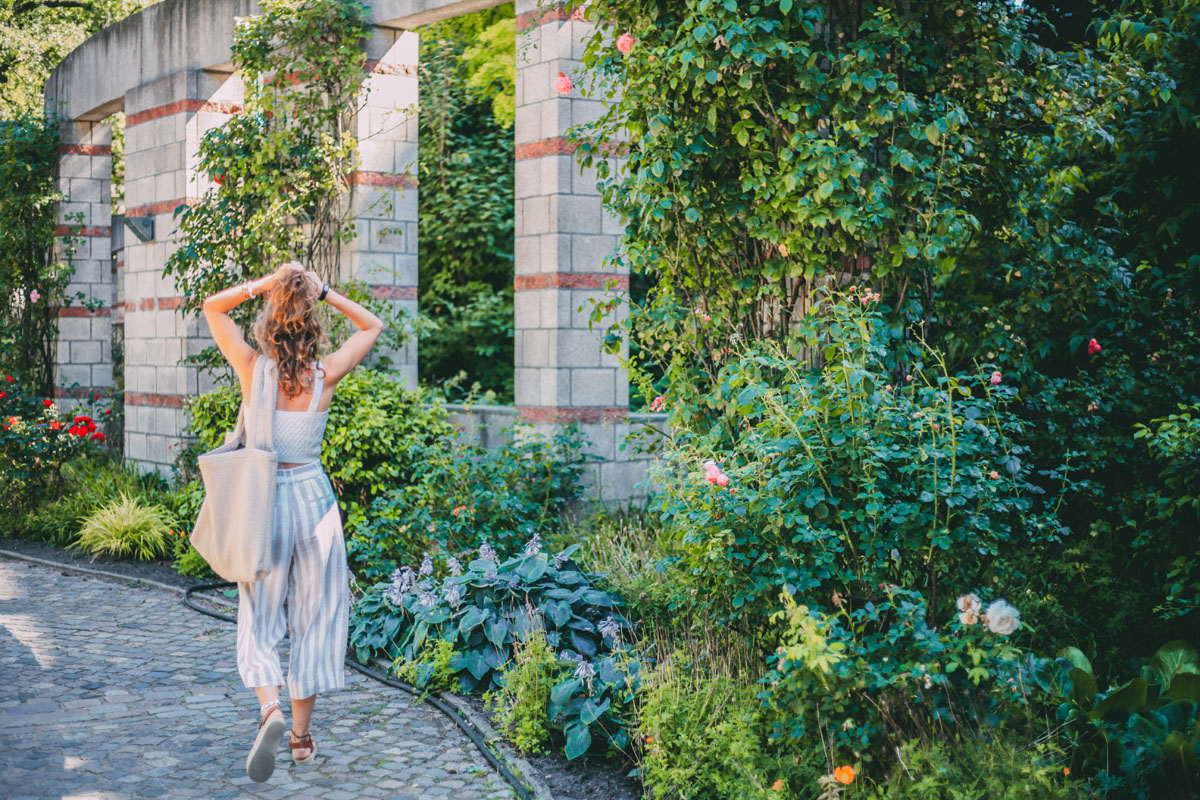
top-left (53, 119), bottom-right (114, 415)
top-left (514, 2), bottom-right (644, 499)
top-left (343, 29), bottom-right (420, 387)
top-left (122, 69), bottom-right (242, 476)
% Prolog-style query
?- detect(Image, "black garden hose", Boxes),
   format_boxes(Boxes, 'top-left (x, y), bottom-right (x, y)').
top-left (184, 581), bottom-right (536, 800)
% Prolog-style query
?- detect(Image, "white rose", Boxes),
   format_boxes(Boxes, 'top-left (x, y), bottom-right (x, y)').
top-left (956, 593), bottom-right (982, 615)
top-left (984, 599), bottom-right (1021, 636)
top-left (958, 610), bottom-right (979, 626)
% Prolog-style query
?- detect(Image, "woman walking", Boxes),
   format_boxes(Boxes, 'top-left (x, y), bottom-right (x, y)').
top-left (201, 262), bottom-right (383, 782)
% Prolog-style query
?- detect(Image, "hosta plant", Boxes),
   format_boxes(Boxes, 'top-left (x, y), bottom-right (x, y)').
top-left (350, 537), bottom-right (641, 758)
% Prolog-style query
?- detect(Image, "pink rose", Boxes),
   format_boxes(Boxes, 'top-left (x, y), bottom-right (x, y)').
top-left (555, 72), bottom-right (573, 94)
top-left (29, 289), bottom-right (40, 303)
top-left (990, 371), bottom-right (1002, 385)
top-left (716, 473), bottom-right (729, 487)
top-left (989, 470), bottom-right (1000, 480)
top-left (616, 33), bottom-right (634, 54)
top-left (1087, 338), bottom-right (1102, 355)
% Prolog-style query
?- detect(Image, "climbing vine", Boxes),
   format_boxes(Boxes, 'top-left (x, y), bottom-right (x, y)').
top-left (164, 0), bottom-right (407, 380)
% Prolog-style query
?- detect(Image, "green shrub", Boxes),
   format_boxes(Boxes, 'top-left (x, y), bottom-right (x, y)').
top-left (394, 636), bottom-right (460, 694)
top-left (485, 623), bottom-right (562, 754)
top-left (650, 290), bottom-right (1062, 626)
top-left (350, 537), bottom-right (638, 758)
top-left (347, 421), bottom-right (587, 579)
top-left (863, 737), bottom-right (1094, 800)
top-left (551, 504), bottom-right (679, 627)
top-left (171, 537), bottom-right (215, 579)
top-left (70, 492), bottom-right (174, 561)
top-left (17, 452), bottom-right (172, 546)
top-left (637, 650), bottom-right (802, 800)
top-left (1039, 640), bottom-right (1200, 799)
top-left (178, 367), bottom-right (456, 528)
top-left (1, 387), bottom-right (113, 531)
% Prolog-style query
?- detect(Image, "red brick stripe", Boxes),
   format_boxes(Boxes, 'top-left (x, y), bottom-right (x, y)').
top-left (58, 144), bottom-right (112, 156)
top-left (124, 198), bottom-right (200, 218)
top-left (54, 225), bottom-right (111, 237)
top-left (126, 100), bottom-right (242, 127)
top-left (517, 406), bottom-right (627, 424)
top-left (514, 273), bottom-right (628, 291)
top-left (515, 3), bottom-right (587, 31)
top-left (515, 137), bottom-right (627, 160)
top-left (56, 306), bottom-right (110, 317)
top-left (370, 285), bottom-right (417, 300)
top-left (130, 298), bottom-right (185, 311)
top-left (349, 171), bottom-right (418, 188)
top-left (125, 392), bottom-right (185, 408)
top-left (364, 60), bottom-right (417, 76)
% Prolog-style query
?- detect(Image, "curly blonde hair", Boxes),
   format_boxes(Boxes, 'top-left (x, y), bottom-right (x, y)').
top-left (250, 266), bottom-right (330, 400)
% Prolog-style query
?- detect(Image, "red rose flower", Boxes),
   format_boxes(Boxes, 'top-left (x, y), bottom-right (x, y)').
top-left (50, 421), bottom-right (62, 430)
top-left (43, 398), bottom-right (53, 407)
top-left (0, 392), bottom-right (5, 398)
top-left (91, 431), bottom-right (106, 442)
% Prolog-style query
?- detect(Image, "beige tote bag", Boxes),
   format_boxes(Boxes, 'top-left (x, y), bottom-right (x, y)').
top-left (191, 353), bottom-right (279, 583)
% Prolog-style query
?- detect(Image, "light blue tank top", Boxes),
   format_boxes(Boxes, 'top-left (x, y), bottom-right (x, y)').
top-left (271, 359), bottom-right (329, 464)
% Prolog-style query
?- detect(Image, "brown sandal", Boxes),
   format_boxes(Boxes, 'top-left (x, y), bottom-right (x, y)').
top-left (289, 730), bottom-right (317, 764)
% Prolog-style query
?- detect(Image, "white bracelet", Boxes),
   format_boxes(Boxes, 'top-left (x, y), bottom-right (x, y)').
top-left (242, 281), bottom-right (255, 299)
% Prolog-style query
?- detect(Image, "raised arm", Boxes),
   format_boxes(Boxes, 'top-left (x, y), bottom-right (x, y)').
top-left (310, 270), bottom-right (385, 386)
top-left (201, 264), bottom-right (290, 396)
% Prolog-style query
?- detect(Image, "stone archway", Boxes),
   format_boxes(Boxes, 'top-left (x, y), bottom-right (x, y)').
top-left (45, 0), bottom-right (655, 501)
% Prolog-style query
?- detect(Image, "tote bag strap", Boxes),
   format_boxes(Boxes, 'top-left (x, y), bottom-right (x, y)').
top-left (245, 353), bottom-right (277, 452)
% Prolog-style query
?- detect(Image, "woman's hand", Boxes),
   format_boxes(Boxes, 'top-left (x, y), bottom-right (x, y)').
top-left (303, 270), bottom-right (322, 298)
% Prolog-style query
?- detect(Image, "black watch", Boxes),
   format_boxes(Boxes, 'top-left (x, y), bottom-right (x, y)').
top-left (318, 283), bottom-right (330, 302)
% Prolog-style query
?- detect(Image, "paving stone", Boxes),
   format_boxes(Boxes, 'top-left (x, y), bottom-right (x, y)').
top-left (0, 559), bottom-right (516, 799)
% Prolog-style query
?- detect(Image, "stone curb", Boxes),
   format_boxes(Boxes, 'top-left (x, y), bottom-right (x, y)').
top-left (371, 655), bottom-right (557, 800)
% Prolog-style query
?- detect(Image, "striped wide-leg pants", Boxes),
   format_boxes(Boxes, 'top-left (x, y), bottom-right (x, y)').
top-left (235, 461), bottom-right (349, 699)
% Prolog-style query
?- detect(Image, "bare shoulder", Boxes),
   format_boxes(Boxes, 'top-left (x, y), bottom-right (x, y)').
top-left (319, 329), bottom-right (381, 387)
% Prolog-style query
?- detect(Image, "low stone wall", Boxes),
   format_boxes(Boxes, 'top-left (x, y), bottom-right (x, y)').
top-left (443, 403), bottom-right (667, 503)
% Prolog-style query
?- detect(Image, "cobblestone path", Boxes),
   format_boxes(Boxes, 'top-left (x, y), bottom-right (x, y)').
top-left (0, 558), bottom-right (516, 800)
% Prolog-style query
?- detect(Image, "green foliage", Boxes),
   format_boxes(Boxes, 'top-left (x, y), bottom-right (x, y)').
top-left (1, 383), bottom-right (112, 531)
top-left (1133, 404), bottom-right (1200, 619)
top-left (1042, 640), bottom-right (1200, 799)
top-left (394, 636), bottom-right (460, 694)
top-left (0, 112), bottom-right (104, 395)
top-left (649, 291), bottom-right (1061, 623)
top-left (416, 292), bottom-right (514, 401)
top-left (346, 422), bottom-right (586, 579)
top-left (349, 539), bottom-right (637, 758)
top-left (417, 5), bottom-right (514, 399)
top-left (0, 0), bottom-right (148, 117)
top-left (550, 504), bottom-right (679, 627)
top-left (172, 537), bottom-right (215, 579)
top-left (863, 737), bottom-right (1094, 800)
top-left (485, 624), bottom-right (562, 754)
top-left (574, 0), bottom-right (1200, 672)
top-left (176, 367), bottom-right (455, 528)
top-left (637, 650), bottom-right (799, 800)
top-left (17, 452), bottom-right (171, 547)
top-left (763, 587), bottom-right (1026, 766)
top-left (70, 491), bottom-right (174, 561)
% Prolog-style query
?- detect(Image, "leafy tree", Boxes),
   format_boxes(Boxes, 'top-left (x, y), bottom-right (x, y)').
top-left (0, 0), bottom-right (149, 117)
top-left (416, 5), bottom-right (515, 400)
top-left (573, 0), bottom-right (1198, 666)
